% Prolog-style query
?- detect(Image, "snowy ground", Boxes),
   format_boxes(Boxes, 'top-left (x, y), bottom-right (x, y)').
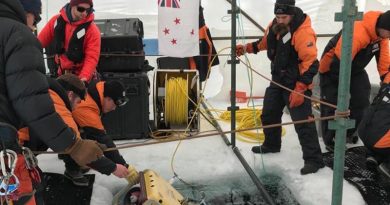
top-left (37, 98), bottom-right (366, 205)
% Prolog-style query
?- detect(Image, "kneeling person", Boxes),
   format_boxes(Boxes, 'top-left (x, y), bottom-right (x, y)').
top-left (72, 80), bottom-right (131, 180)
top-left (358, 84), bottom-right (390, 178)
top-left (22, 74), bottom-right (136, 186)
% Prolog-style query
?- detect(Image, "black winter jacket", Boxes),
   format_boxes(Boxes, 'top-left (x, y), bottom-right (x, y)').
top-left (0, 0), bottom-right (75, 152)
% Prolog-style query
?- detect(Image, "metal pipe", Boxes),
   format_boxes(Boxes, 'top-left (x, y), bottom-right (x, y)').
top-left (225, 0), bottom-right (266, 32)
top-left (229, 0), bottom-right (238, 147)
top-left (330, 1), bottom-right (362, 205)
top-left (201, 101), bottom-right (276, 205)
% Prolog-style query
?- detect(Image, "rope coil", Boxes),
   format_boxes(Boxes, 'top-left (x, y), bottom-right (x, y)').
top-left (165, 76), bottom-right (189, 126)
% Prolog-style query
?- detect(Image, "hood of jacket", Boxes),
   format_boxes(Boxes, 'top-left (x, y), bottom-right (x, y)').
top-left (360, 11), bottom-right (382, 40)
top-left (0, 0), bottom-right (26, 24)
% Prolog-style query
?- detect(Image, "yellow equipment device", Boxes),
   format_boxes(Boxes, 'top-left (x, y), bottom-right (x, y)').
top-left (138, 170), bottom-right (186, 205)
top-left (112, 169), bottom-right (193, 205)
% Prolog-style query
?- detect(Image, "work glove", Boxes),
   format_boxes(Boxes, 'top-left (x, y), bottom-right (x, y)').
top-left (236, 43), bottom-right (254, 57)
top-left (112, 164), bottom-right (129, 178)
top-left (289, 82), bottom-right (308, 108)
top-left (126, 165), bottom-right (140, 186)
top-left (65, 138), bottom-right (104, 166)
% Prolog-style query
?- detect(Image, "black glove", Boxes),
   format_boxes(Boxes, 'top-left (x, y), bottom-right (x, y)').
top-left (372, 83), bottom-right (390, 105)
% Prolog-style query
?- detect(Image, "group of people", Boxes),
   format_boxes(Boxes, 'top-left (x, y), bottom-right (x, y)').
top-left (236, 0), bottom-right (390, 177)
top-left (0, 0), bottom-right (140, 204)
top-left (0, 0), bottom-right (389, 203)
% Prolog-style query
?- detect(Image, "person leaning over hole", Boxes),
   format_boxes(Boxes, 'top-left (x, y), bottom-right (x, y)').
top-left (319, 10), bottom-right (390, 152)
top-left (19, 74), bottom-right (136, 187)
top-left (72, 80), bottom-right (139, 186)
top-left (236, 0), bottom-right (324, 175)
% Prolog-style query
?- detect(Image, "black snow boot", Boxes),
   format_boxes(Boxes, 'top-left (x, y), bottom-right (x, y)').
top-left (300, 163), bottom-right (325, 175)
top-left (366, 156), bottom-right (379, 170)
top-left (251, 145), bottom-right (280, 154)
top-left (64, 169), bottom-right (89, 187)
top-left (378, 162), bottom-right (390, 179)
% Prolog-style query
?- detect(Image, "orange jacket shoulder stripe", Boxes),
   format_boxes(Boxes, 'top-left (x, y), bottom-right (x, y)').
top-left (291, 16), bottom-right (318, 76)
top-left (256, 17), bottom-right (318, 79)
top-left (374, 129), bottom-right (390, 149)
top-left (18, 89), bottom-right (81, 145)
top-left (334, 11), bottom-right (389, 81)
top-left (48, 89), bottom-right (81, 138)
top-left (72, 82), bottom-right (105, 131)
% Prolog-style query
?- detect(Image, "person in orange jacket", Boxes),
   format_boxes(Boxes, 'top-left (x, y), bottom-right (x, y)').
top-left (0, 0), bottom-right (104, 204)
top-left (38, 0), bottom-right (100, 82)
top-left (22, 74), bottom-right (137, 187)
top-left (72, 80), bottom-right (134, 181)
top-left (358, 85), bottom-right (390, 178)
top-left (319, 10), bottom-right (390, 151)
top-left (236, 0), bottom-right (324, 175)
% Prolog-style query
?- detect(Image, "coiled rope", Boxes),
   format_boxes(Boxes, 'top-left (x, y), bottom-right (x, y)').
top-left (165, 77), bottom-right (188, 126)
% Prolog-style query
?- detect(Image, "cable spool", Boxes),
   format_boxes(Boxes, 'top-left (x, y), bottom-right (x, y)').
top-left (164, 75), bottom-right (189, 127)
top-left (154, 69), bottom-right (200, 132)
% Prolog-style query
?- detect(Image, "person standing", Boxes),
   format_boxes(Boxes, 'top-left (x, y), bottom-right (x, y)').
top-left (38, 0), bottom-right (100, 82)
top-left (236, 0), bottom-right (324, 174)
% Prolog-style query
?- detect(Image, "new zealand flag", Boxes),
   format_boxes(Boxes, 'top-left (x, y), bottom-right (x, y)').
top-left (158, 0), bottom-right (181, 8)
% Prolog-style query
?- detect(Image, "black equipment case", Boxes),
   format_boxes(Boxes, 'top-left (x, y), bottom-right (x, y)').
top-left (95, 18), bottom-right (146, 72)
top-left (101, 72), bottom-right (150, 139)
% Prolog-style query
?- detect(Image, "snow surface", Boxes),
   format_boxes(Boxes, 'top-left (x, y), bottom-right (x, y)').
top-left (37, 99), bottom-right (366, 205)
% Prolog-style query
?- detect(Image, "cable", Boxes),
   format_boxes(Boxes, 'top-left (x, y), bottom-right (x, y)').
top-left (165, 77), bottom-right (188, 126)
top-left (220, 108), bottom-right (286, 143)
top-left (169, 47), bottom-right (231, 187)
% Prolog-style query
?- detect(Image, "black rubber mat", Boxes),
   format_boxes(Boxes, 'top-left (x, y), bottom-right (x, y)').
top-left (323, 146), bottom-right (390, 205)
top-left (42, 172), bottom-right (95, 205)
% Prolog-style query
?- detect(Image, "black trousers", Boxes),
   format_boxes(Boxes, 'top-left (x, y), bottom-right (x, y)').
top-left (320, 71), bottom-right (371, 146)
top-left (261, 83), bottom-right (324, 165)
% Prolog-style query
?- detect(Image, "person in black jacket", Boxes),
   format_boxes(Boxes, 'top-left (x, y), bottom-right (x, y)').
top-left (0, 0), bottom-right (105, 203)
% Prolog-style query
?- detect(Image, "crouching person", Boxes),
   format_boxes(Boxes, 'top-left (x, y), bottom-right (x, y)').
top-left (21, 75), bottom-right (138, 187)
top-left (358, 84), bottom-right (390, 178)
top-left (72, 80), bottom-right (132, 178)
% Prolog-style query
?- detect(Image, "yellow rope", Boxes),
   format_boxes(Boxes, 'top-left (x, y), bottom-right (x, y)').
top-left (165, 77), bottom-right (188, 126)
top-left (220, 108), bottom-right (286, 143)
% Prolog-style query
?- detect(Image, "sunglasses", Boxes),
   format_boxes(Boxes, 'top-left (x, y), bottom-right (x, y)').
top-left (33, 13), bottom-right (41, 25)
top-left (115, 97), bottom-right (129, 107)
top-left (76, 6), bottom-right (93, 14)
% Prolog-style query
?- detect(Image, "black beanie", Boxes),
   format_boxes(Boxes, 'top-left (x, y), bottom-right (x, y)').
top-left (104, 81), bottom-right (128, 105)
top-left (19, 0), bottom-right (42, 14)
top-left (376, 10), bottom-right (390, 31)
top-left (57, 74), bottom-right (86, 100)
top-left (274, 0), bottom-right (296, 15)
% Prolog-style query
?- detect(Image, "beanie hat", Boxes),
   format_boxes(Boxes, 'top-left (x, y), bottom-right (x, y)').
top-left (57, 74), bottom-right (86, 100)
top-left (104, 81), bottom-right (129, 107)
top-left (19, 0), bottom-right (42, 14)
top-left (274, 0), bottom-right (296, 15)
top-left (70, 0), bottom-right (93, 7)
top-left (376, 10), bottom-right (390, 31)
